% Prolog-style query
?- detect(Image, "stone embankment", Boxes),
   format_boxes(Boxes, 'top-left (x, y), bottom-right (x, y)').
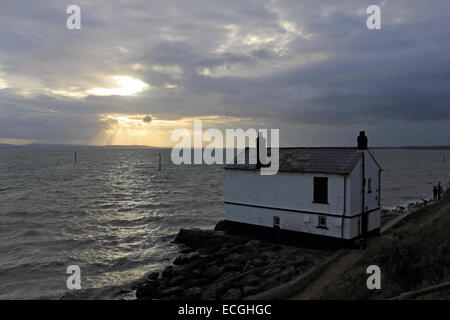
top-left (134, 229), bottom-right (331, 300)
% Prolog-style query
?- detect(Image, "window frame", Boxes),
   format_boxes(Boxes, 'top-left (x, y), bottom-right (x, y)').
top-left (273, 216), bottom-right (280, 229)
top-left (317, 215), bottom-right (328, 229)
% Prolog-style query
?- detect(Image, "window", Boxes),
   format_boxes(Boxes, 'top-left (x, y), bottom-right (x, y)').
top-left (273, 216), bottom-right (280, 229)
top-left (318, 216), bottom-right (327, 228)
top-left (368, 178), bottom-right (372, 193)
top-left (313, 177), bottom-right (328, 204)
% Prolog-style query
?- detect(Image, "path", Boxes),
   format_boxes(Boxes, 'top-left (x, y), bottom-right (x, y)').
top-left (292, 250), bottom-right (362, 300)
top-left (292, 201), bottom-right (436, 300)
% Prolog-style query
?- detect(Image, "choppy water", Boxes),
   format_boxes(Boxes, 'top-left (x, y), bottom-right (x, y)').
top-left (0, 147), bottom-right (449, 299)
top-left (371, 149), bottom-right (450, 208)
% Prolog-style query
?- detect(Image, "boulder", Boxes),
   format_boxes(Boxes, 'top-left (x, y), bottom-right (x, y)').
top-left (175, 229), bottom-right (225, 248)
top-left (161, 266), bottom-right (173, 279)
top-left (168, 275), bottom-right (186, 286)
top-left (279, 266), bottom-right (296, 282)
top-left (200, 282), bottom-right (229, 300)
top-left (221, 288), bottom-right (242, 300)
top-left (224, 262), bottom-right (243, 272)
top-left (205, 266), bottom-right (225, 280)
top-left (244, 240), bottom-right (261, 248)
top-left (243, 286), bottom-right (262, 296)
top-left (232, 274), bottom-right (260, 288)
top-left (262, 276), bottom-right (281, 290)
top-left (136, 280), bottom-right (160, 299)
top-left (160, 286), bottom-right (184, 298)
top-left (183, 278), bottom-right (209, 288)
top-left (147, 272), bottom-right (159, 281)
top-left (185, 287), bottom-right (203, 300)
top-left (251, 258), bottom-right (266, 268)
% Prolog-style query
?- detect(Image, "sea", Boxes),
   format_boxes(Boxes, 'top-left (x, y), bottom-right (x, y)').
top-left (0, 147), bottom-right (449, 299)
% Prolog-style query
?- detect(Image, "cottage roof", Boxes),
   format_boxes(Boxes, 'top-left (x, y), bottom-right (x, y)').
top-left (225, 147), bottom-right (364, 175)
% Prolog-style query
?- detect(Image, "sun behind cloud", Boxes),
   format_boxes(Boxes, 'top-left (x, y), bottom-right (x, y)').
top-left (92, 114), bottom-right (248, 147)
top-left (87, 76), bottom-right (149, 96)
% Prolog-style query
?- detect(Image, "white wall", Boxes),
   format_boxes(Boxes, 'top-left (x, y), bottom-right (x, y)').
top-left (225, 203), bottom-right (355, 239)
top-left (225, 170), bottom-right (354, 239)
top-left (348, 150), bottom-right (381, 234)
top-left (225, 170), bottom-right (345, 215)
top-left (349, 151), bottom-right (381, 214)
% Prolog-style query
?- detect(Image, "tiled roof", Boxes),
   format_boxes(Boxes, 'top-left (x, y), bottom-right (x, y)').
top-left (225, 147), bottom-right (363, 175)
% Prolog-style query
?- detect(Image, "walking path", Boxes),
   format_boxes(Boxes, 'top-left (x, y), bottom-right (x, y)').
top-left (292, 250), bottom-right (361, 299)
top-left (291, 201), bottom-right (436, 300)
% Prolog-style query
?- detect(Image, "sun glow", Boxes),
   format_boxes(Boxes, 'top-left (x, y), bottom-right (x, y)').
top-left (92, 114), bottom-right (246, 147)
top-left (0, 78), bottom-right (9, 89)
top-left (87, 76), bottom-right (149, 96)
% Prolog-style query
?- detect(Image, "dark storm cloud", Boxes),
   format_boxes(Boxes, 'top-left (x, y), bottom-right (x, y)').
top-left (0, 0), bottom-right (450, 145)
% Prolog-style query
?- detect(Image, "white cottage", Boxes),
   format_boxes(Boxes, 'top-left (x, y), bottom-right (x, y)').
top-left (221, 132), bottom-right (382, 248)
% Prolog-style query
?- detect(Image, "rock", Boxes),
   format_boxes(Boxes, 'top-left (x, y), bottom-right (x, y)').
top-left (198, 246), bottom-right (221, 255)
top-left (224, 262), bottom-right (243, 272)
top-left (200, 285), bottom-right (219, 300)
top-left (233, 275), bottom-right (260, 288)
top-left (252, 258), bottom-right (266, 268)
top-left (270, 244), bottom-right (283, 250)
top-left (190, 268), bottom-right (204, 278)
top-left (261, 268), bottom-right (277, 277)
top-left (185, 287), bottom-right (203, 300)
top-left (160, 295), bottom-right (179, 300)
top-left (205, 266), bottom-right (225, 280)
top-left (243, 286), bottom-right (262, 296)
top-left (244, 240), bottom-right (261, 248)
top-left (243, 260), bottom-right (253, 272)
top-left (293, 256), bottom-right (310, 268)
top-left (262, 276), bottom-right (281, 290)
top-left (221, 288), bottom-right (242, 300)
top-left (183, 278), bottom-right (209, 288)
top-left (175, 229), bottom-right (225, 249)
top-left (168, 275), bottom-right (186, 286)
top-left (160, 286), bottom-right (184, 297)
top-left (136, 280), bottom-right (160, 299)
top-left (200, 282), bottom-right (228, 300)
top-left (279, 266), bottom-right (296, 282)
top-left (214, 220), bottom-right (226, 231)
top-left (162, 266), bottom-right (174, 279)
top-left (147, 272), bottom-right (159, 281)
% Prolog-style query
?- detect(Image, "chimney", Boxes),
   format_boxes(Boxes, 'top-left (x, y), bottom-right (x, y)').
top-left (357, 131), bottom-right (368, 150)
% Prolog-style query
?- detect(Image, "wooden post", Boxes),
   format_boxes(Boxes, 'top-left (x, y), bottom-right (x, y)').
top-left (74, 152), bottom-right (77, 164)
top-left (158, 153), bottom-right (161, 171)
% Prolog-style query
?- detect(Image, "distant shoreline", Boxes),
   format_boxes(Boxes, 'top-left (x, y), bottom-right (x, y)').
top-left (1, 144), bottom-right (450, 150)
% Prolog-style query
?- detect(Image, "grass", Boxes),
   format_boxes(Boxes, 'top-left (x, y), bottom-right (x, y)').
top-left (320, 189), bottom-right (450, 300)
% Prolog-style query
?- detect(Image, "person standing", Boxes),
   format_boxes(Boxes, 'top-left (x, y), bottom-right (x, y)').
top-left (437, 183), bottom-right (443, 200)
top-left (433, 186), bottom-right (438, 201)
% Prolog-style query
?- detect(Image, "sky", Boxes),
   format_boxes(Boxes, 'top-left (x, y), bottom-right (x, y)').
top-left (0, 0), bottom-right (449, 147)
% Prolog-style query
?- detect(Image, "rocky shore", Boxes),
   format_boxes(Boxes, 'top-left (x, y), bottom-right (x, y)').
top-left (134, 229), bottom-right (332, 300)
top-left (132, 199), bottom-right (434, 300)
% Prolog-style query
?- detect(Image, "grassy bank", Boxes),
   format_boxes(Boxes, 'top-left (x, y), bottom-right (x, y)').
top-left (320, 189), bottom-right (450, 300)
